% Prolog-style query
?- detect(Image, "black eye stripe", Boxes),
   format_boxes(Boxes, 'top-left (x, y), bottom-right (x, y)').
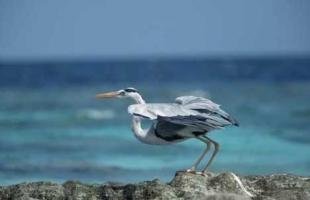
top-left (124, 88), bottom-right (138, 93)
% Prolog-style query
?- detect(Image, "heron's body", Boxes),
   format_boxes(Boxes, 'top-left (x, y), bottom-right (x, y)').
top-left (96, 88), bottom-right (238, 174)
top-left (129, 103), bottom-right (195, 144)
top-left (128, 97), bottom-right (238, 144)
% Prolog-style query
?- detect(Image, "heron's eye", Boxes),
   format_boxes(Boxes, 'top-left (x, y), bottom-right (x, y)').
top-left (124, 88), bottom-right (138, 93)
top-left (119, 91), bottom-right (125, 96)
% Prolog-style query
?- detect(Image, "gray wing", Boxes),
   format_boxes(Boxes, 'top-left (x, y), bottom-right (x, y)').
top-left (153, 118), bottom-right (189, 141)
top-left (128, 96), bottom-right (238, 127)
top-left (128, 95), bottom-right (238, 133)
top-left (175, 96), bottom-right (239, 126)
top-left (128, 103), bottom-right (196, 120)
top-left (152, 114), bottom-right (229, 141)
top-left (128, 96), bottom-right (238, 140)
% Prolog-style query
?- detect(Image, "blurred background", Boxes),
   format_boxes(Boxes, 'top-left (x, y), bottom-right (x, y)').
top-left (0, 0), bottom-right (310, 185)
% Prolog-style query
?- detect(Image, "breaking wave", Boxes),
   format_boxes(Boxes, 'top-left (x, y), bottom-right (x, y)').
top-left (77, 109), bottom-right (116, 120)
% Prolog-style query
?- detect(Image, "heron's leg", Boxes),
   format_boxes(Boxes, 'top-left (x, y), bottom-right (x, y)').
top-left (202, 136), bottom-right (220, 173)
top-left (187, 136), bottom-right (211, 172)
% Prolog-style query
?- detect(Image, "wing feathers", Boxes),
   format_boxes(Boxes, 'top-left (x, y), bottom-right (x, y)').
top-left (128, 95), bottom-right (238, 133)
top-left (176, 96), bottom-right (239, 126)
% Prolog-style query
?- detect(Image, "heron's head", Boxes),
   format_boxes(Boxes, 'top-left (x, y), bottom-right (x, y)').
top-left (96, 87), bottom-right (141, 100)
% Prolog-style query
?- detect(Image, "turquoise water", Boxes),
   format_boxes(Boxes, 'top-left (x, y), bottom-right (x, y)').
top-left (0, 80), bottom-right (309, 185)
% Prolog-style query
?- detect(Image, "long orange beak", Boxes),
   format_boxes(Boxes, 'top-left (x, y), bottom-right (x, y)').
top-left (96, 91), bottom-right (119, 99)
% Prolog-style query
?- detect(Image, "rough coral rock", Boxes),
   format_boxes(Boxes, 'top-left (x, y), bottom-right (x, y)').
top-left (0, 172), bottom-right (309, 200)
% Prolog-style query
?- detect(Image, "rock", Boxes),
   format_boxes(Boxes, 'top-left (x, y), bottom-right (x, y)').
top-left (0, 182), bottom-right (65, 200)
top-left (0, 172), bottom-right (309, 200)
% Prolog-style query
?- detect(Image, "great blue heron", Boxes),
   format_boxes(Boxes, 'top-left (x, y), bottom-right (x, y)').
top-left (96, 87), bottom-right (239, 174)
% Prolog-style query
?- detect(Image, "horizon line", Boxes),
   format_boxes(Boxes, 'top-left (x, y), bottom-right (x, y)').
top-left (1, 53), bottom-right (310, 65)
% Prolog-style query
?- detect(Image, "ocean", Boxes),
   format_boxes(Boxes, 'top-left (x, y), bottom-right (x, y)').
top-left (0, 57), bottom-right (310, 185)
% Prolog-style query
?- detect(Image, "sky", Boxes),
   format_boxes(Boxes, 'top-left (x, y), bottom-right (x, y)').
top-left (0, 0), bottom-right (310, 61)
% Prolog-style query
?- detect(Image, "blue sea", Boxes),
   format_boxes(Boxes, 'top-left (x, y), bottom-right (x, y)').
top-left (0, 58), bottom-right (310, 185)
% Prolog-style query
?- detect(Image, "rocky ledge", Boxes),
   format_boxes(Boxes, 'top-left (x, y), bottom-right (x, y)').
top-left (0, 171), bottom-right (309, 200)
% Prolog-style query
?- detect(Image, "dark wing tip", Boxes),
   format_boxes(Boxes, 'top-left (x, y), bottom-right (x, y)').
top-left (221, 115), bottom-right (239, 127)
top-left (231, 118), bottom-right (239, 126)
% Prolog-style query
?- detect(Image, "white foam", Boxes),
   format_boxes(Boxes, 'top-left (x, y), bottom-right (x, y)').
top-left (77, 109), bottom-right (115, 120)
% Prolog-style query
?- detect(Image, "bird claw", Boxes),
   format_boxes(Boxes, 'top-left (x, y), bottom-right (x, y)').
top-left (199, 172), bottom-right (208, 177)
top-left (186, 168), bottom-right (196, 173)
top-left (185, 169), bottom-right (207, 176)
top-left (194, 171), bottom-right (207, 176)
top-left (175, 169), bottom-right (191, 175)
top-left (179, 169), bottom-right (210, 177)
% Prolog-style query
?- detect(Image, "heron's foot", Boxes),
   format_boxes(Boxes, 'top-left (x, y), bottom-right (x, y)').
top-left (175, 169), bottom-right (197, 176)
top-left (195, 171), bottom-right (206, 176)
top-left (201, 169), bottom-right (214, 177)
top-left (185, 169), bottom-right (207, 176)
top-left (185, 167), bottom-right (196, 173)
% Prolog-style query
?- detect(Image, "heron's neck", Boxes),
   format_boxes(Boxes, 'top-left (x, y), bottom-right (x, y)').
top-left (132, 116), bottom-right (147, 139)
top-left (130, 93), bottom-right (148, 141)
top-left (130, 93), bottom-right (146, 104)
